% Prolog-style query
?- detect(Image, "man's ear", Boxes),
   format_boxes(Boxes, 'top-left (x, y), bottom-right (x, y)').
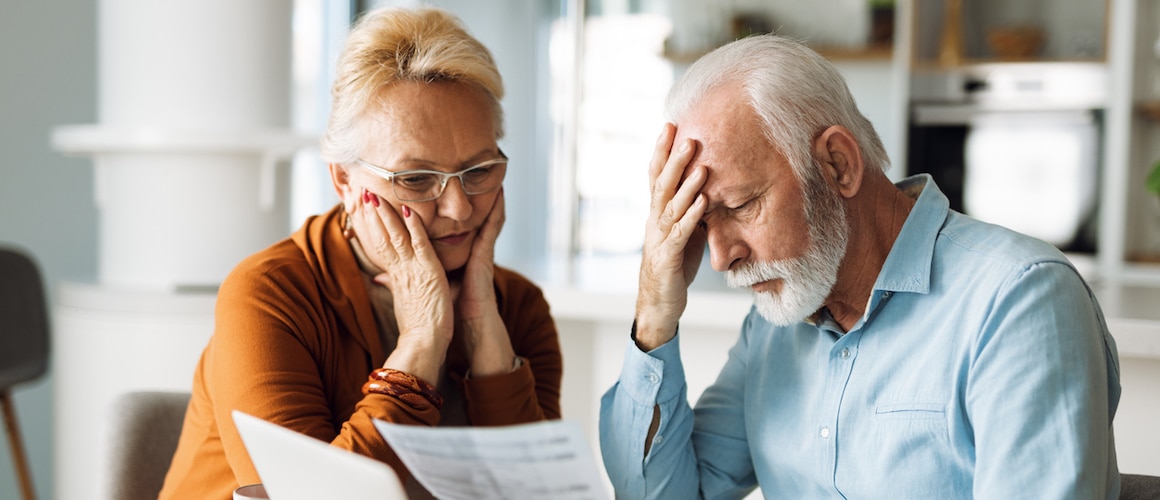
top-left (811, 125), bottom-right (864, 199)
top-left (328, 162), bottom-right (356, 210)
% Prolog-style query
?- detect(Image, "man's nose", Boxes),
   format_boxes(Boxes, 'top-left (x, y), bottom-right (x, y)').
top-left (706, 224), bottom-right (746, 272)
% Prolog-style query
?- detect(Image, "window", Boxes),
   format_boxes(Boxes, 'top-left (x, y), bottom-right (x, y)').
top-left (549, 1), bottom-right (676, 266)
top-left (291, 0), bottom-right (900, 292)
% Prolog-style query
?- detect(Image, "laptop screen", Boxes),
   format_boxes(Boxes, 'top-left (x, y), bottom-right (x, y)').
top-left (232, 410), bottom-right (407, 500)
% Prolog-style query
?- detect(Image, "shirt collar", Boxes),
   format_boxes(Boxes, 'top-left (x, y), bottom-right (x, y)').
top-left (871, 174), bottom-right (949, 296)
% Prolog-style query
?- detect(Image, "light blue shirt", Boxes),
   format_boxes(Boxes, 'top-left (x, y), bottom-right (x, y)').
top-left (599, 175), bottom-right (1121, 499)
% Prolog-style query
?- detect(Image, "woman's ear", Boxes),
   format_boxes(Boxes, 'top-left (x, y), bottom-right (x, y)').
top-left (329, 163), bottom-right (356, 210)
top-left (811, 125), bottom-right (864, 199)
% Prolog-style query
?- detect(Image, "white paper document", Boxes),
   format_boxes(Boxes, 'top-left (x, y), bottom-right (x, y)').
top-left (372, 419), bottom-right (610, 500)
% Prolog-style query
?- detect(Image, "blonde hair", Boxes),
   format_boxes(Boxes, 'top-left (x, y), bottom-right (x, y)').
top-left (320, 7), bottom-right (505, 164)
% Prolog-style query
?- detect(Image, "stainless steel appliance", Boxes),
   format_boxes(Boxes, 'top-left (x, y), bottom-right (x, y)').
top-left (907, 62), bottom-right (1108, 252)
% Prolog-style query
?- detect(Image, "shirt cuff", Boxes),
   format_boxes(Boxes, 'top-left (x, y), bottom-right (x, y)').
top-left (620, 327), bottom-right (686, 405)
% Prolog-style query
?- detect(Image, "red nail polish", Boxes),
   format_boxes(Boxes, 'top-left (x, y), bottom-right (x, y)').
top-left (402, 205), bottom-right (411, 218)
top-left (370, 192), bottom-right (380, 207)
top-left (362, 188), bottom-right (371, 204)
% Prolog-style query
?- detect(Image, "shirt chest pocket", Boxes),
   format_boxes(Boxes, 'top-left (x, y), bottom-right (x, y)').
top-left (874, 402), bottom-right (946, 420)
top-left (866, 402), bottom-right (951, 459)
top-left (841, 402), bottom-right (964, 498)
top-left (859, 401), bottom-right (954, 472)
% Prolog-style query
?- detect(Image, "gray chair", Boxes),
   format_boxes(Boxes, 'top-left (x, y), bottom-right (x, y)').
top-left (0, 246), bottom-right (50, 500)
top-left (1121, 473), bottom-right (1160, 500)
top-left (105, 390), bottom-right (192, 500)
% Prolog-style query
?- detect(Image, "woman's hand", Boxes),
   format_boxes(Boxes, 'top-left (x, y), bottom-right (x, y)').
top-left (452, 189), bottom-right (516, 377)
top-left (351, 189), bottom-right (453, 385)
top-left (635, 123), bottom-right (708, 351)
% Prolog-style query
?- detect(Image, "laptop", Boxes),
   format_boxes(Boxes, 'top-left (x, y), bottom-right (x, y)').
top-left (232, 410), bottom-right (408, 500)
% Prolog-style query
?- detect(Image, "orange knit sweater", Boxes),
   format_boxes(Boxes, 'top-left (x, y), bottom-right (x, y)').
top-left (159, 205), bottom-right (562, 499)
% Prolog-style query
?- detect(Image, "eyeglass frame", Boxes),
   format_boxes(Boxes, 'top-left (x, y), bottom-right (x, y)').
top-left (354, 148), bottom-right (508, 202)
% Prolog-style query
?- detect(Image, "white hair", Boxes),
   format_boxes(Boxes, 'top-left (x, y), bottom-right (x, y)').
top-left (665, 34), bottom-right (889, 185)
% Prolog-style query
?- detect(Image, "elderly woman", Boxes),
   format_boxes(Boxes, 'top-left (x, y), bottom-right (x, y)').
top-left (159, 7), bottom-right (562, 499)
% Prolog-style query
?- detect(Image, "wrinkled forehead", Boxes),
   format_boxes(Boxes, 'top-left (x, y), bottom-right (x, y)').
top-left (673, 91), bottom-right (787, 195)
top-left (355, 81), bottom-right (500, 165)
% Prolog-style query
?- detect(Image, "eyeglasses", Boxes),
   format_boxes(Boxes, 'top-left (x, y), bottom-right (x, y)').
top-left (355, 150), bottom-right (508, 202)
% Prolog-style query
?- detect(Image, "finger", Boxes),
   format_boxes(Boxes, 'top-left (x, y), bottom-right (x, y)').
top-left (398, 203), bottom-right (437, 261)
top-left (665, 192), bottom-right (709, 252)
top-left (348, 194), bottom-right (383, 252)
top-left (657, 163), bottom-right (706, 232)
top-left (647, 123), bottom-right (676, 189)
top-left (363, 190), bottom-right (411, 258)
top-left (474, 188), bottom-right (506, 257)
top-left (650, 138), bottom-right (697, 220)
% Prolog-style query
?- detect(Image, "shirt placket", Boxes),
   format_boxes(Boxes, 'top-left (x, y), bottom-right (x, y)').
top-left (814, 323), bottom-right (859, 499)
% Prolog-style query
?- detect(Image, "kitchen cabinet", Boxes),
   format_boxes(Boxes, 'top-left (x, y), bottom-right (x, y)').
top-left (912, 0), bottom-right (1109, 67)
top-left (1106, 0), bottom-right (1160, 284)
top-left (903, 0), bottom-right (1160, 287)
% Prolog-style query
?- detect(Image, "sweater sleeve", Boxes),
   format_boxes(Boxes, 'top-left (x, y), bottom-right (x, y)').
top-left (461, 269), bottom-right (563, 425)
top-left (206, 260), bottom-right (441, 487)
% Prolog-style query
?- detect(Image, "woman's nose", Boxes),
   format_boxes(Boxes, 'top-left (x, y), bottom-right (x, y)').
top-left (435, 179), bottom-right (473, 221)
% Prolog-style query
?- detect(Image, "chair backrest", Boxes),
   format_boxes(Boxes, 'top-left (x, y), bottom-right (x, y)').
top-left (0, 246), bottom-right (50, 390)
top-left (1120, 473), bottom-right (1160, 500)
top-left (104, 391), bottom-right (192, 500)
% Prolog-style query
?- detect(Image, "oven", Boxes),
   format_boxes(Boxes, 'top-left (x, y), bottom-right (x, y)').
top-left (906, 62), bottom-right (1108, 253)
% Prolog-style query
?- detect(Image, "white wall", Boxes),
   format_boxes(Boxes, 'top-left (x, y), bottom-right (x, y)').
top-left (0, 1), bottom-right (97, 499)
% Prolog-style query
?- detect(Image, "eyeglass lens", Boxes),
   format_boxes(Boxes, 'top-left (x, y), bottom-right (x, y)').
top-left (392, 162), bottom-right (506, 202)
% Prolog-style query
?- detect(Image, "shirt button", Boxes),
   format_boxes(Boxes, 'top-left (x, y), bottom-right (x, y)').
top-left (841, 348), bottom-right (850, 360)
top-left (654, 435), bottom-right (663, 444)
top-left (820, 427), bottom-right (831, 439)
top-left (648, 373), bottom-right (659, 384)
top-left (882, 291), bottom-right (892, 299)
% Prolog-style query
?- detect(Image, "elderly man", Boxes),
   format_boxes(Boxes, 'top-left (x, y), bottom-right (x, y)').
top-left (599, 35), bottom-right (1121, 499)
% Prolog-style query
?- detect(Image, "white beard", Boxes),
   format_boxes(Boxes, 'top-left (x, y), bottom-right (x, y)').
top-left (725, 168), bottom-right (849, 326)
top-left (726, 249), bottom-right (839, 326)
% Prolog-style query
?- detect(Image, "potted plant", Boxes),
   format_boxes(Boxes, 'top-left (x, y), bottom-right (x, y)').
top-left (1144, 160), bottom-right (1160, 262)
top-left (1149, 160), bottom-right (1160, 200)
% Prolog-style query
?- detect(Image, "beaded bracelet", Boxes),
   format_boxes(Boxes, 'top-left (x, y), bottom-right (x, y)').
top-left (361, 368), bottom-right (444, 409)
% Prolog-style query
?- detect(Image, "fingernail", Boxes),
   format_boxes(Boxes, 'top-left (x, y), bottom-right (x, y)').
top-left (370, 192), bottom-right (380, 207)
top-left (680, 141), bottom-right (691, 153)
top-left (656, 128), bottom-right (667, 144)
top-left (402, 205), bottom-right (411, 218)
top-left (362, 188), bottom-right (371, 204)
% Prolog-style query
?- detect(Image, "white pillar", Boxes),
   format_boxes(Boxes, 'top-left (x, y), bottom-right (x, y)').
top-left (50, 1), bottom-right (311, 498)
top-left (55, 0), bottom-right (310, 289)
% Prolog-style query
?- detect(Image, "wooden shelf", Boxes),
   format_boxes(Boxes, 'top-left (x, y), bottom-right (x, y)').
top-left (817, 43), bottom-right (894, 61)
top-left (664, 43), bottom-right (893, 65)
top-left (911, 56), bottom-right (1107, 71)
top-left (1136, 101), bottom-right (1160, 122)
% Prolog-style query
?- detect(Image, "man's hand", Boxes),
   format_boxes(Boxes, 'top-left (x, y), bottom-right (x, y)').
top-left (635, 123), bottom-right (708, 351)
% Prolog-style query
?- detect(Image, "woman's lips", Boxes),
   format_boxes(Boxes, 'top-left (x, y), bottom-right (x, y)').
top-left (433, 231), bottom-right (471, 246)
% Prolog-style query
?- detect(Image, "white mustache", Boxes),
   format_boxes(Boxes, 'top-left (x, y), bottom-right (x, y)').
top-left (725, 260), bottom-right (785, 289)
